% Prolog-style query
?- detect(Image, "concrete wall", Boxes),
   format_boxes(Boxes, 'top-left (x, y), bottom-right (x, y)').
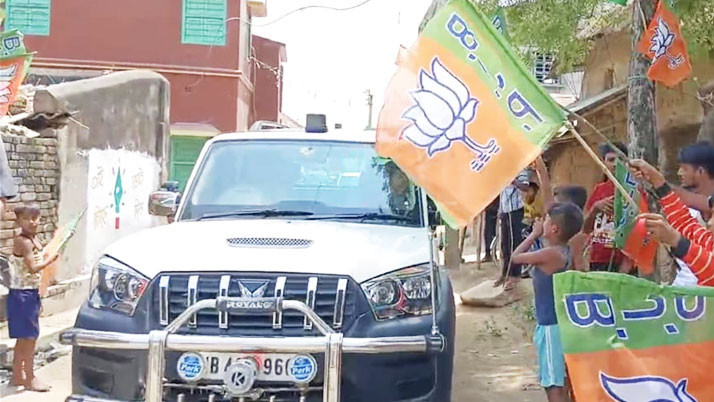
top-left (84, 149), bottom-right (161, 272)
top-left (33, 70), bottom-right (169, 279)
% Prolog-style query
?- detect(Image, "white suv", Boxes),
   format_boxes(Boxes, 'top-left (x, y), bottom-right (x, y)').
top-left (61, 122), bottom-right (455, 402)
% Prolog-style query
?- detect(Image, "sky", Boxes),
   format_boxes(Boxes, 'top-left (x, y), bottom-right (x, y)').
top-left (252, 0), bottom-right (433, 130)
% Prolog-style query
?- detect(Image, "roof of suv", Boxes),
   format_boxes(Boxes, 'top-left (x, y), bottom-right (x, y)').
top-left (211, 129), bottom-right (378, 144)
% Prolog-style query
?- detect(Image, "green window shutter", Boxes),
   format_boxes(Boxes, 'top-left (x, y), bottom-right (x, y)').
top-left (170, 136), bottom-right (209, 192)
top-left (6, 0), bottom-right (51, 36)
top-left (182, 0), bottom-right (226, 46)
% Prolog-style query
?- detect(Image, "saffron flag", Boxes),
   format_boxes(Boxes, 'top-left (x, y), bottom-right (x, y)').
top-left (376, 0), bottom-right (566, 227)
top-left (555, 271), bottom-right (714, 401)
top-left (0, 53), bottom-right (32, 117)
top-left (613, 160), bottom-right (658, 274)
top-left (637, 0), bottom-right (691, 87)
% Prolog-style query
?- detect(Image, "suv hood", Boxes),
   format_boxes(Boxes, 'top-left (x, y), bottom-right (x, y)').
top-left (102, 219), bottom-right (430, 283)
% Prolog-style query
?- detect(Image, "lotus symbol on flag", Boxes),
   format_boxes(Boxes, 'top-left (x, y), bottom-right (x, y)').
top-left (0, 64), bottom-right (17, 105)
top-left (401, 58), bottom-right (500, 172)
top-left (649, 18), bottom-right (685, 69)
top-left (600, 372), bottom-right (697, 402)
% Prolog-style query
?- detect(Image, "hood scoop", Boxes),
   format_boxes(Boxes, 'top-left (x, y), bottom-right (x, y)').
top-left (226, 237), bottom-right (313, 249)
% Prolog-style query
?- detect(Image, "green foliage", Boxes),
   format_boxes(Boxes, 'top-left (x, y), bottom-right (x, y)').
top-left (473, 0), bottom-right (714, 72)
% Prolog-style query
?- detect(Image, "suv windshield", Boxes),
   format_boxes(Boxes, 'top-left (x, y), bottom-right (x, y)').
top-left (179, 140), bottom-right (423, 227)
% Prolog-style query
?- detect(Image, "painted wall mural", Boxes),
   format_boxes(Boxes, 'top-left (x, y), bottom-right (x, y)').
top-left (85, 149), bottom-right (162, 266)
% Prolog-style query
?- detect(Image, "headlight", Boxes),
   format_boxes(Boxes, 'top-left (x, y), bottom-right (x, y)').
top-left (361, 264), bottom-right (433, 320)
top-left (88, 256), bottom-right (149, 316)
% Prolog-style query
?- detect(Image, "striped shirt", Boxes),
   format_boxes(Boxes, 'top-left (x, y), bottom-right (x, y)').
top-left (661, 190), bottom-right (714, 286)
top-left (499, 170), bottom-right (529, 214)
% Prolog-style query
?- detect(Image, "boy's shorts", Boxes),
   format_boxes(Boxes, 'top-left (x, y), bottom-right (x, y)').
top-left (534, 324), bottom-right (566, 388)
top-left (7, 288), bottom-right (41, 339)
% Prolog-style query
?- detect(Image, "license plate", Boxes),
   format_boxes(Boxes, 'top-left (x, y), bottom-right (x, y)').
top-left (201, 353), bottom-right (304, 382)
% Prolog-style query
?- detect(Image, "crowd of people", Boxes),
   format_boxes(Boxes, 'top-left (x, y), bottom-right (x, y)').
top-left (488, 140), bottom-right (714, 402)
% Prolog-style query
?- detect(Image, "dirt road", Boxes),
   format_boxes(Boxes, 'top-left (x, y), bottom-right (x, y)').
top-left (451, 262), bottom-right (545, 402)
top-left (1, 262), bottom-right (544, 402)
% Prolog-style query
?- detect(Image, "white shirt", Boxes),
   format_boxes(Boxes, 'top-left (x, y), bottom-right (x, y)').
top-left (499, 170), bottom-right (529, 214)
top-left (672, 208), bottom-right (704, 287)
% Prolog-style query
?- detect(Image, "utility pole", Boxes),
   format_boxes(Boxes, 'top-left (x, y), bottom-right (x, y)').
top-left (627, 0), bottom-right (658, 165)
top-left (365, 89), bottom-right (374, 130)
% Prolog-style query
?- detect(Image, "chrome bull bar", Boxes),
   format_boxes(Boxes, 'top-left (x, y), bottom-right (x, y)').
top-left (60, 297), bottom-right (445, 402)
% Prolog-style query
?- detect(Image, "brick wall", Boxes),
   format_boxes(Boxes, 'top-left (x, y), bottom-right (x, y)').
top-left (0, 129), bottom-right (60, 254)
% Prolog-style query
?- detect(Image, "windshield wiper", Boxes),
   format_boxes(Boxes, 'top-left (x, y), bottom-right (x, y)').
top-left (306, 213), bottom-right (414, 222)
top-left (196, 209), bottom-right (314, 221)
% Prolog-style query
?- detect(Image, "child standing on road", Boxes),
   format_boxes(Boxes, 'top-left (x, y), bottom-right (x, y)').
top-left (511, 203), bottom-right (583, 402)
top-left (7, 206), bottom-right (58, 392)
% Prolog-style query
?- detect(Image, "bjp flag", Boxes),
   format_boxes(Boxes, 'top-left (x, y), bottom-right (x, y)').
top-left (376, 0), bottom-right (567, 227)
top-left (637, 0), bottom-right (691, 87)
top-left (613, 161), bottom-right (658, 274)
top-left (555, 271), bottom-right (714, 401)
top-left (0, 53), bottom-right (32, 117)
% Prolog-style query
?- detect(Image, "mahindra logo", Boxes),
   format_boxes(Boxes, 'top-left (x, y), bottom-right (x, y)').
top-left (238, 281), bottom-right (269, 298)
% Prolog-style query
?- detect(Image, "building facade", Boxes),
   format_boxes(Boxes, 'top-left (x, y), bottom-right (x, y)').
top-left (8, 0), bottom-right (267, 134)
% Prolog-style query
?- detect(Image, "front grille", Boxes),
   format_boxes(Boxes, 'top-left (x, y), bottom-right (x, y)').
top-left (151, 273), bottom-right (362, 336)
top-left (226, 237), bottom-right (313, 248)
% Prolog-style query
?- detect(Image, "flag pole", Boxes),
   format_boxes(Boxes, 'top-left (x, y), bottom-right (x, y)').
top-left (569, 127), bottom-right (639, 213)
top-left (420, 188), bottom-right (440, 336)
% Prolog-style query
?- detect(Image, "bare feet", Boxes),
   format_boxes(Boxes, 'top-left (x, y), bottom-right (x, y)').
top-left (26, 378), bottom-right (51, 392)
top-left (503, 277), bottom-right (520, 291)
top-left (493, 276), bottom-right (505, 287)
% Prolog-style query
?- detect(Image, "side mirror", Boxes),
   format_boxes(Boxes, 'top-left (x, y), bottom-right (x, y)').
top-left (161, 181), bottom-right (180, 193)
top-left (149, 190), bottom-right (179, 217)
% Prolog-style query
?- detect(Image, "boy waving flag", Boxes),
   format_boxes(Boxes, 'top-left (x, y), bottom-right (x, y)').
top-left (376, 0), bottom-right (567, 227)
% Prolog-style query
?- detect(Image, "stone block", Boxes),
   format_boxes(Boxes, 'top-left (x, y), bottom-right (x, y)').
top-left (15, 144), bottom-right (32, 153)
top-left (0, 229), bottom-right (16, 240)
top-left (36, 193), bottom-right (51, 201)
top-left (30, 161), bottom-right (46, 169)
top-left (20, 192), bottom-right (36, 201)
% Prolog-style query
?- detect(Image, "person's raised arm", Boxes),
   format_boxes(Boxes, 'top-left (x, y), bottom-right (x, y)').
top-left (534, 156), bottom-right (554, 209)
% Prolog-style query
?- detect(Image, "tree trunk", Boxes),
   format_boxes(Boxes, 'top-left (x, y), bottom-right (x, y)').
top-left (628, 0), bottom-right (658, 281)
top-left (627, 0), bottom-right (658, 165)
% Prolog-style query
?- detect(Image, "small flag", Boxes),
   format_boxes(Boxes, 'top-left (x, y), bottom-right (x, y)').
top-left (40, 208), bottom-right (86, 297)
top-left (637, 0), bottom-right (691, 87)
top-left (613, 160), bottom-right (658, 274)
top-left (607, 0), bottom-right (627, 6)
top-left (555, 271), bottom-right (714, 401)
top-left (376, 0), bottom-right (566, 227)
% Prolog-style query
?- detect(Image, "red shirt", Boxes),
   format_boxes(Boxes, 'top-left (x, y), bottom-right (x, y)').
top-left (585, 181), bottom-right (623, 264)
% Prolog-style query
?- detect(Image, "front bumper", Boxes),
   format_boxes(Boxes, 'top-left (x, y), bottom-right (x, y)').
top-left (62, 283), bottom-right (455, 402)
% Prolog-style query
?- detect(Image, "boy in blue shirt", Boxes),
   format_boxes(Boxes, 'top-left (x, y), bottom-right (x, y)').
top-left (511, 202), bottom-right (583, 402)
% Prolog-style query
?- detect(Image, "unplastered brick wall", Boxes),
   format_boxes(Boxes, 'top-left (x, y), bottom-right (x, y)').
top-left (0, 130), bottom-right (60, 255)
